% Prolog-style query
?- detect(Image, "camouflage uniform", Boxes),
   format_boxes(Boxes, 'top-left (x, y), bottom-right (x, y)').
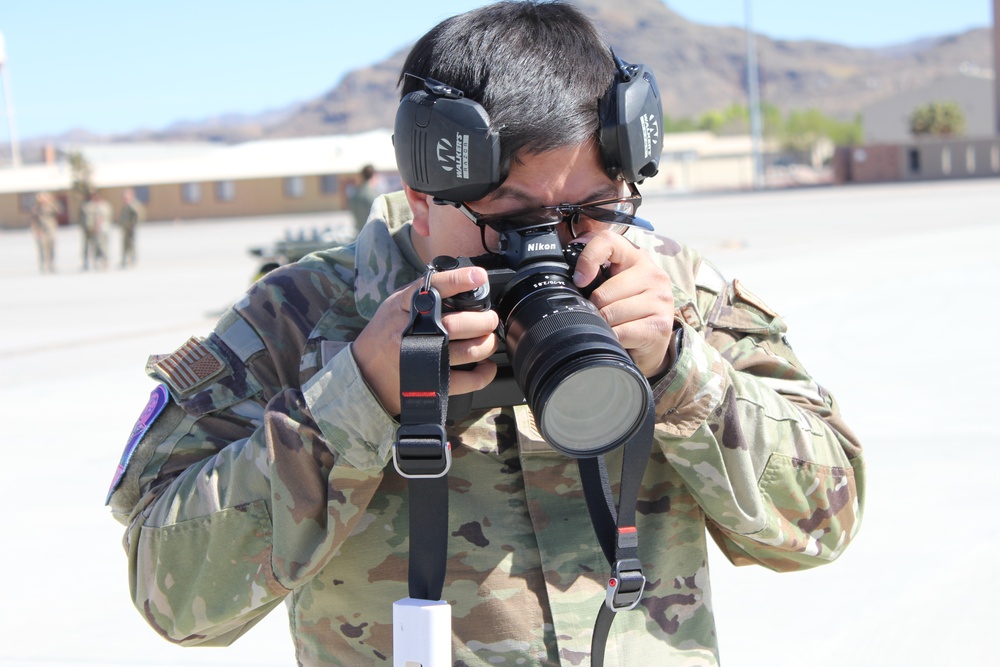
top-left (80, 197), bottom-right (112, 270)
top-left (118, 197), bottom-right (146, 268)
top-left (108, 192), bottom-right (864, 666)
top-left (30, 194), bottom-right (61, 273)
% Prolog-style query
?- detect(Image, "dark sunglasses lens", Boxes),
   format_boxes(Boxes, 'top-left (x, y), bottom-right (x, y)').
top-left (579, 206), bottom-right (654, 231)
top-left (480, 209), bottom-right (565, 233)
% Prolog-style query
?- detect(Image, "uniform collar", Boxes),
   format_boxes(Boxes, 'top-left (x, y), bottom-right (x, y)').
top-left (353, 192), bottom-right (424, 320)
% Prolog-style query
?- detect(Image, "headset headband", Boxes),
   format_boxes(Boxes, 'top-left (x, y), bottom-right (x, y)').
top-left (393, 55), bottom-right (662, 202)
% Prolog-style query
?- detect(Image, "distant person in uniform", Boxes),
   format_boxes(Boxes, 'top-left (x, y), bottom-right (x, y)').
top-left (349, 164), bottom-right (378, 235)
top-left (80, 190), bottom-right (112, 271)
top-left (117, 188), bottom-right (146, 268)
top-left (30, 192), bottom-right (61, 273)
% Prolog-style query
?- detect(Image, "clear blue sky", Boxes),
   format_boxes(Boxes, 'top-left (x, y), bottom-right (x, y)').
top-left (0, 0), bottom-right (993, 140)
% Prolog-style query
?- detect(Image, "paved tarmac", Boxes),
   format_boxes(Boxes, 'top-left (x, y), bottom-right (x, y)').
top-left (1, 178), bottom-right (997, 666)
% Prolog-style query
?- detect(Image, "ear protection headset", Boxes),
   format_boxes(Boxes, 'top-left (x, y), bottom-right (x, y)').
top-left (393, 52), bottom-right (662, 203)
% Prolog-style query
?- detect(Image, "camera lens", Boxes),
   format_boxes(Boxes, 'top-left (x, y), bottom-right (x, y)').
top-left (536, 357), bottom-right (648, 456)
top-left (499, 268), bottom-right (651, 457)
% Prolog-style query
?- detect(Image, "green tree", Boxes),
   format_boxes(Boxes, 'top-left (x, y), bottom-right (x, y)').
top-left (909, 101), bottom-right (966, 137)
top-left (780, 109), bottom-right (863, 151)
top-left (663, 114), bottom-right (699, 133)
top-left (694, 104), bottom-right (782, 136)
top-left (663, 104), bottom-right (860, 152)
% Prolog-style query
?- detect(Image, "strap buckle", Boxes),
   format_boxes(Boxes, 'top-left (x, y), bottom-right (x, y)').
top-left (393, 424), bottom-right (452, 479)
top-left (405, 269), bottom-right (446, 337)
top-left (604, 558), bottom-right (646, 612)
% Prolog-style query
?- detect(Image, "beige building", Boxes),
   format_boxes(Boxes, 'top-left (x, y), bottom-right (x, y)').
top-left (637, 132), bottom-right (807, 193)
top-left (833, 136), bottom-right (1000, 183)
top-left (1, 127), bottom-right (819, 230)
top-left (0, 130), bottom-right (398, 230)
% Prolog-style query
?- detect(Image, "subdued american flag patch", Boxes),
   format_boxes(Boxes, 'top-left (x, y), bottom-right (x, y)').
top-left (151, 337), bottom-right (225, 396)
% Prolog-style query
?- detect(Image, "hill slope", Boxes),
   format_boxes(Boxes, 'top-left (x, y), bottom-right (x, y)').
top-left (87, 0), bottom-right (999, 143)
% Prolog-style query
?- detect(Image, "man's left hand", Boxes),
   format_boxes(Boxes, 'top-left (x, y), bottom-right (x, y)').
top-left (572, 231), bottom-right (676, 378)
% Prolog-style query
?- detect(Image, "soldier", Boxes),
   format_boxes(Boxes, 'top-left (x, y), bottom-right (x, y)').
top-left (79, 190), bottom-right (111, 270)
top-left (117, 187), bottom-right (145, 268)
top-left (107, 3), bottom-right (864, 665)
top-left (348, 163), bottom-right (378, 235)
top-left (30, 191), bottom-right (61, 273)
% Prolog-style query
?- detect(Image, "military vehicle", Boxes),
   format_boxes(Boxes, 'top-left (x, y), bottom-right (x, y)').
top-left (248, 226), bottom-right (352, 281)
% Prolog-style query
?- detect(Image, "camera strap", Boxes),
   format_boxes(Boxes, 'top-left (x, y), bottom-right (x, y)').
top-left (394, 267), bottom-right (452, 601)
top-left (394, 264), bottom-right (656, 665)
top-left (578, 398), bottom-right (656, 667)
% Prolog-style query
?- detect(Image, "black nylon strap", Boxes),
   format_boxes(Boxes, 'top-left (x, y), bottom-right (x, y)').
top-left (406, 474), bottom-right (449, 599)
top-left (590, 605), bottom-right (617, 666)
top-left (578, 399), bottom-right (656, 667)
top-left (579, 456), bottom-right (616, 564)
top-left (399, 333), bottom-right (449, 428)
top-left (396, 281), bottom-right (451, 601)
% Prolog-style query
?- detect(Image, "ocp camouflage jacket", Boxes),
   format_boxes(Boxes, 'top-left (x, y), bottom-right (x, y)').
top-left (108, 192), bottom-right (865, 666)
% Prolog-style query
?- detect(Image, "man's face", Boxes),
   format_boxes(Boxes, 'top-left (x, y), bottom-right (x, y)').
top-left (408, 140), bottom-right (625, 263)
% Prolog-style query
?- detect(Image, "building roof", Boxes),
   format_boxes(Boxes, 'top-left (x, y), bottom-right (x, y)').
top-left (861, 73), bottom-right (997, 143)
top-left (0, 130), bottom-right (397, 194)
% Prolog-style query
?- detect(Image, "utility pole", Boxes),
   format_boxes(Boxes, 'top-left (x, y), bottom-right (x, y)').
top-left (745, 0), bottom-right (764, 189)
top-left (0, 31), bottom-right (23, 168)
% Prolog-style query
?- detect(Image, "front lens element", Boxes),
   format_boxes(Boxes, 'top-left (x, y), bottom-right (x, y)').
top-left (537, 359), bottom-right (648, 456)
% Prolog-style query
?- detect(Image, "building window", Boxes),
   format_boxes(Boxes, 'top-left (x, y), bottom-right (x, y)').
top-left (320, 174), bottom-right (338, 195)
top-left (133, 185), bottom-right (150, 204)
top-left (284, 176), bottom-right (305, 199)
top-left (966, 146), bottom-right (976, 174)
top-left (941, 148), bottom-right (952, 176)
top-left (181, 182), bottom-right (202, 204)
top-left (18, 192), bottom-right (36, 212)
top-left (908, 149), bottom-right (920, 174)
top-left (215, 180), bottom-right (236, 202)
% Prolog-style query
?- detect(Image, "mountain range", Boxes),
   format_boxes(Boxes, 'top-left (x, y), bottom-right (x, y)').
top-left (39, 0), bottom-right (1000, 145)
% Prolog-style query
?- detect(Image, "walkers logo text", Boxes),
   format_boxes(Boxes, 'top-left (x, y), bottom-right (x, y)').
top-left (437, 133), bottom-right (471, 179)
top-left (640, 113), bottom-right (660, 159)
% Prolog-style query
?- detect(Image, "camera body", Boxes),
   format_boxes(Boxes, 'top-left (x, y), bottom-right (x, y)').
top-left (439, 225), bottom-right (649, 457)
top-left (440, 227), bottom-right (597, 416)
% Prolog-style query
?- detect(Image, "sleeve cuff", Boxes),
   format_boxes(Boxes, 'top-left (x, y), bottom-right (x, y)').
top-left (651, 322), bottom-right (731, 438)
top-left (302, 343), bottom-right (398, 472)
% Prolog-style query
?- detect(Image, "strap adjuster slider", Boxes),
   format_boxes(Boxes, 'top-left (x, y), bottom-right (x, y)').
top-left (394, 424), bottom-right (451, 479)
top-left (605, 558), bottom-right (645, 612)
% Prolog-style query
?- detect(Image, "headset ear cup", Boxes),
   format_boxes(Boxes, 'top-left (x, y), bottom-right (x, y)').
top-left (598, 61), bottom-right (663, 183)
top-left (394, 88), bottom-right (501, 202)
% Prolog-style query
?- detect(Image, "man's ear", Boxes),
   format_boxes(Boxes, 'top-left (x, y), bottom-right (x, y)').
top-left (403, 186), bottom-right (432, 237)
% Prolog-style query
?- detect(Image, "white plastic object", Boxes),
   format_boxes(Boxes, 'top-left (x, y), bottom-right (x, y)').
top-left (392, 597), bottom-right (452, 667)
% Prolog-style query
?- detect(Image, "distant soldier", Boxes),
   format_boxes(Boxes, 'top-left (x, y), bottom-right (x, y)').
top-left (118, 188), bottom-right (146, 268)
top-left (80, 190), bottom-right (112, 271)
top-left (348, 164), bottom-right (378, 235)
top-left (30, 192), bottom-right (61, 273)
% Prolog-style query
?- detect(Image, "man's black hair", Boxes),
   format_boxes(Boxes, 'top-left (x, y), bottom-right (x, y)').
top-left (399, 0), bottom-right (615, 184)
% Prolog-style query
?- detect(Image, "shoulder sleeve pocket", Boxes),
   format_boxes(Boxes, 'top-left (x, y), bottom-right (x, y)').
top-left (706, 279), bottom-right (788, 337)
top-left (147, 334), bottom-right (263, 417)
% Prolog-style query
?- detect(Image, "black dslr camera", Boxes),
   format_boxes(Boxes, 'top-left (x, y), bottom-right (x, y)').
top-left (393, 56), bottom-right (663, 456)
top-left (438, 221), bottom-right (652, 458)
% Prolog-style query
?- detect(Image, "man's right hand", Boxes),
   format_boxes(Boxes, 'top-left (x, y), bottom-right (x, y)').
top-left (352, 266), bottom-right (500, 416)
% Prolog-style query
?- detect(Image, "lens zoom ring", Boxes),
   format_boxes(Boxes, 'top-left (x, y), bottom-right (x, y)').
top-left (511, 310), bottom-right (617, 367)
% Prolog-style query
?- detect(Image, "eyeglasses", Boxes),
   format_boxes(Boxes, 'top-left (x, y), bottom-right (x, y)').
top-left (456, 182), bottom-right (652, 253)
